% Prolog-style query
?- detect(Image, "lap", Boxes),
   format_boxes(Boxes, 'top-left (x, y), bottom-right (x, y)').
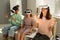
top-left (19, 28), bottom-right (30, 35)
top-left (23, 28), bottom-right (30, 34)
top-left (10, 26), bottom-right (19, 31)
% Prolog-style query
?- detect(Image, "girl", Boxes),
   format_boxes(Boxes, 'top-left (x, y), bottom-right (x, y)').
top-left (33, 5), bottom-right (56, 40)
top-left (2, 5), bottom-right (22, 40)
top-left (17, 9), bottom-right (35, 40)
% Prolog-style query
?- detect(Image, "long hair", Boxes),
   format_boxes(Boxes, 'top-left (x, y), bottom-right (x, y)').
top-left (40, 7), bottom-right (51, 20)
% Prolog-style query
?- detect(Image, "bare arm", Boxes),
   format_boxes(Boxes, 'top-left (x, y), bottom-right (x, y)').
top-left (49, 19), bottom-right (57, 35)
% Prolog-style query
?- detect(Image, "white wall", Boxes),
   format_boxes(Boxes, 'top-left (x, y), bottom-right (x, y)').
top-left (55, 0), bottom-right (60, 16)
top-left (55, 0), bottom-right (60, 37)
top-left (10, 0), bottom-right (22, 14)
top-left (27, 0), bottom-right (36, 14)
top-left (56, 19), bottom-right (60, 37)
top-left (0, 0), bottom-right (10, 24)
top-left (36, 0), bottom-right (55, 16)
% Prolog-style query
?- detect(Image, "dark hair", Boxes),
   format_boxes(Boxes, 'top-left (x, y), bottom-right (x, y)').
top-left (30, 14), bottom-right (33, 17)
top-left (11, 5), bottom-right (19, 13)
top-left (40, 7), bottom-right (51, 20)
top-left (11, 10), bottom-right (14, 13)
top-left (12, 5), bottom-right (19, 11)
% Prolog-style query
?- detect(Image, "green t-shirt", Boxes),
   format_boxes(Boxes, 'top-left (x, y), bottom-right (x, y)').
top-left (9, 13), bottom-right (22, 26)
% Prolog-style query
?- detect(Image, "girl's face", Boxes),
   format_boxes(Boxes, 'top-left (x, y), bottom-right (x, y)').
top-left (41, 8), bottom-right (48, 17)
top-left (26, 13), bottom-right (31, 17)
top-left (15, 10), bottom-right (19, 14)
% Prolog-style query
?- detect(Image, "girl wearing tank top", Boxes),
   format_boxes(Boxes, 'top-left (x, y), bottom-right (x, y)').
top-left (33, 5), bottom-right (56, 40)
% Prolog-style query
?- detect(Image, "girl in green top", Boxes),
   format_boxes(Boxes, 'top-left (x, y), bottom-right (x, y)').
top-left (2, 5), bottom-right (22, 40)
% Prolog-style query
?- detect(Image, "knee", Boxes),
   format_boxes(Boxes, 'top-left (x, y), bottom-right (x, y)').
top-left (10, 27), bottom-right (15, 31)
top-left (2, 27), bottom-right (8, 35)
top-left (22, 32), bottom-right (26, 36)
top-left (18, 31), bottom-right (23, 35)
top-left (2, 27), bottom-right (8, 32)
top-left (2, 27), bottom-right (7, 31)
top-left (18, 31), bottom-right (24, 36)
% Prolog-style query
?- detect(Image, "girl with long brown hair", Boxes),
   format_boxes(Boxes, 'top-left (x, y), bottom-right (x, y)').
top-left (33, 5), bottom-right (56, 40)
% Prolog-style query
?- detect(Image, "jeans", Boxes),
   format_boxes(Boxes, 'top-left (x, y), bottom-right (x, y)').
top-left (2, 25), bottom-right (20, 37)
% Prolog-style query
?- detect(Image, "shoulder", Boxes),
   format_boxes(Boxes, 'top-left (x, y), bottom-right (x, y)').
top-left (50, 18), bottom-right (56, 22)
top-left (50, 18), bottom-right (57, 24)
top-left (38, 18), bottom-right (41, 21)
top-left (37, 18), bottom-right (41, 23)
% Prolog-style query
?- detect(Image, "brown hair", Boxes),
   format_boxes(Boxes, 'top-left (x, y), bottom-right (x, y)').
top-left (39, 7), bottom-right (51, 20)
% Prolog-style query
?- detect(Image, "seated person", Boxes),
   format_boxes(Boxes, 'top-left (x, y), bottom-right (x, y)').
top-left (17, 9), bottom-right (35, 40)
top-left (33, 5), bottom-right (56, 40)
top-left (2, 5), bottom-right (22, 40)
top-left (30, 13), bottom-right (38, 27)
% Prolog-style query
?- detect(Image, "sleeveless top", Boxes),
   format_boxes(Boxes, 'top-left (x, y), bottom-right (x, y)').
top-left (38, 17), bottom-right (56, 38)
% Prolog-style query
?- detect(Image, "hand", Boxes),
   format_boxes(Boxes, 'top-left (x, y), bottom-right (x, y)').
top-left (12, 17), bottom-right (16, 21)
top-left (5, 14), bottom-right (9, 18)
